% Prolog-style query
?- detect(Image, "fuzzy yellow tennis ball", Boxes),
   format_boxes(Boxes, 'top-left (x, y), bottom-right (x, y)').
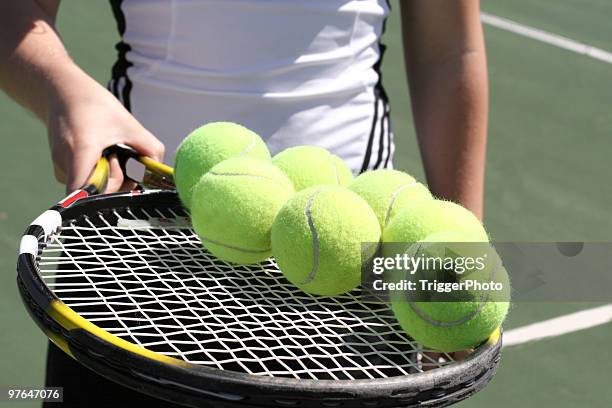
top-left (349, 169), bottom-right (432, 228)
top-left (272, 146), bottom-right (353, 191)
top-left (191, 157), bottom-right (294, 265)
top-left (271, 186), bottom-right (381, 296)
top-left (389, 232), bottom-right (510, 352)
top-left (174, 122), bottom-right (271, 208)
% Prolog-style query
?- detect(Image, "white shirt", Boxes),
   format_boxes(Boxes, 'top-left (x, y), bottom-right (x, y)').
top-left (109, 0), bottom-right (394, 172)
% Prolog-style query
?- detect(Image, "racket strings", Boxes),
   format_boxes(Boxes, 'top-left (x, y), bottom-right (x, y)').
top-left (38, 205), bottom-right (455, 380)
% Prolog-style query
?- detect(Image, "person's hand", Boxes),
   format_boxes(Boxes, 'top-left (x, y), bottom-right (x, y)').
top-left (46, 66), bottom-right (164, 193)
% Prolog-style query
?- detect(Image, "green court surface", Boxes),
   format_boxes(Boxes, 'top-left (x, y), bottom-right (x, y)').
top-left (1, 1), bottom-right (610, 407)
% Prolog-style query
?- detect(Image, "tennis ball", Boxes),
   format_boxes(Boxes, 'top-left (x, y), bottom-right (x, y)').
top-left (174, 122), bottom-right (271, 208)
top-left (390, 232), bottom-right (510, 352)
top-left (383, 199), bottom-right (489, 245)
top-left (349, 169), bottom-right (432, 228)
top-left (271, 186), bottom-right (381, 296)
top-left (191, 157), bottom-right (294, 265)
top-left (272, 146), bottom-right (353, 191)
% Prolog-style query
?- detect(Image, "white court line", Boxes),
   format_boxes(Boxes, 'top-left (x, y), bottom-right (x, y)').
top-left (481, 12), bottom-right (612, 65)
top-left (503, 304), bottom-right (612, 348)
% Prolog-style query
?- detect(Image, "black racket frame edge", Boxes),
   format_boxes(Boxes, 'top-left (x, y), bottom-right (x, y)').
top-left (16, 190), bottom-right (502, 408)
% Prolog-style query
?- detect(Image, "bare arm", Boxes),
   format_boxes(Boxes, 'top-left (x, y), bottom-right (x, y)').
top-left (401, 0), bottom-right (488, 219)
top-left (0, 0), bottom-right (65, 120)
top-left (0, 0), bottom-right (164, 192)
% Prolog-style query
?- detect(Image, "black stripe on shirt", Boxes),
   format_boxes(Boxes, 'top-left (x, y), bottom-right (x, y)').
top-left (383, 107), bottom-right (393, 169)
top-left (373, 98), bottom-right (392, 170)
top-left (360, 89), bottom-right (381, 174)
top-left (109, 0), bottom-right (134, 111)
top-left (360, 0), bottom-right (392, 173)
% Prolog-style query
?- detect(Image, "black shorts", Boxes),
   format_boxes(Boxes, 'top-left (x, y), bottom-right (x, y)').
top-left (44, 342), bottom-right (184, 408)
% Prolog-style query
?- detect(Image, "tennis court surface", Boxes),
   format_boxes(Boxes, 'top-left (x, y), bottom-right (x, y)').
top-left (1, 1), bottom-right (611, 406)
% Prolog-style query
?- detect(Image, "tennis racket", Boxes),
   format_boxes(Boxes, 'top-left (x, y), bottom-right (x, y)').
top-left (17, 144), bottom-right (503, 407)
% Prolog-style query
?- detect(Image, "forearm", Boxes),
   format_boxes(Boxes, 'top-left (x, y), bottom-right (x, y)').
top-left (0, 1), bottom-right (163, 193)
top-left (0, 0), bottom-right (83, 122)
top-left (408, 51), bottom-right (488, 219)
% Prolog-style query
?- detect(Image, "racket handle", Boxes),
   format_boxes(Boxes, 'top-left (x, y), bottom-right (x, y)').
top-left (106, 144), bottom-right (175, 189)
top-left (84, 144), bottom-right (175, 194)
